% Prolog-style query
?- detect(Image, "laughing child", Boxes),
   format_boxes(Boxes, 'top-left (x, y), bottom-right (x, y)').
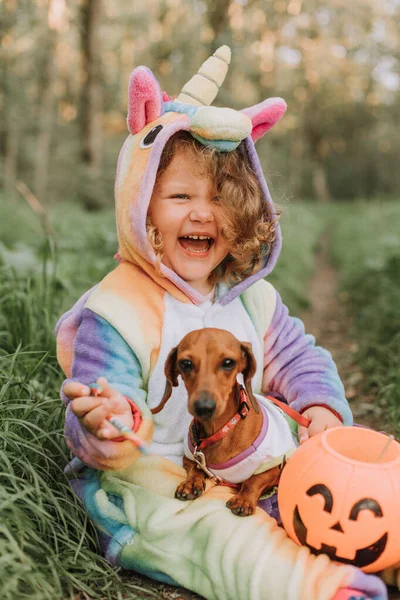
top-left (56, 47), bottom-right (387, 600)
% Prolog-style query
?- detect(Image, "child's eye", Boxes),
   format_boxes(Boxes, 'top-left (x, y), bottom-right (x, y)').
top-left (171, 194), bottom-right (190, 199)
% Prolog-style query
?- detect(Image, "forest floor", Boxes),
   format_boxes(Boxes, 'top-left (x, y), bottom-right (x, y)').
top-left (121, 232), bottom-right (399, 599)
top-left (302, 233), bottom-right (399, 600)
top-left (301, 233), bottom-right (384, 431)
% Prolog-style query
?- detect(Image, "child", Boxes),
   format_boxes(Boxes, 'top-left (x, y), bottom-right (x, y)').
top-left (57, 47), bottom-right (387, 600)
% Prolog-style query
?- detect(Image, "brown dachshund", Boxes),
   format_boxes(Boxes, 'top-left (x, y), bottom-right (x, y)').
top-left (151, 328), bottom-right (287, 516)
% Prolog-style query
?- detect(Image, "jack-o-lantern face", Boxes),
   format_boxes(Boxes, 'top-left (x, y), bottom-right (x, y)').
top-left (278, 427), bottom-right (400, 573)
top-left (293, 484), bottom-right (388, 569)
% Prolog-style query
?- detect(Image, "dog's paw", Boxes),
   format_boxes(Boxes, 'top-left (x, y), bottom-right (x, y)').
top-left (175, 477), bottom-right (206, 501)
top-left (226, 494), bottom-right (256, 516)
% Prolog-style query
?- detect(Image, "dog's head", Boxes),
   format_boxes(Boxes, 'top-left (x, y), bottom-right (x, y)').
top-left (151, 328), bottom-right (259, 420)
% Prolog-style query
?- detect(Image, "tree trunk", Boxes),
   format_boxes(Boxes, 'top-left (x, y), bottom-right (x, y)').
top-left (4, 103), bottom-right (19, 199)
top-left (34, 0), bottom-right (67, 203)
top-left (34, 30), bottom-right (58, 203)
top-left (205, 0), bottom-right (231, 53)
top-left (2, 0), bottom-right (19, 199)
top-left (312, 162), bottom-right (331, 203)
top-left (80, 0), bottom-right (103, 209)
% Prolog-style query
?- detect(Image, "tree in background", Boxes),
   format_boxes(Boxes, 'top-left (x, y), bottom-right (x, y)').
top-left (80, 0), bottom-right (103, 209)
top-left (0, 0), bottom-right (399, 206)
top-left (230, 0), bottom-right (400, 201)
top-left (2, 0), bottom-right (21, 200)
top-left (34, 0), bottom-right (67, 203)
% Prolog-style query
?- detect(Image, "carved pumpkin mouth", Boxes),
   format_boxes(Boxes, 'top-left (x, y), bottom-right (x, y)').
top-left (293, 506), bottom-right (388, 569)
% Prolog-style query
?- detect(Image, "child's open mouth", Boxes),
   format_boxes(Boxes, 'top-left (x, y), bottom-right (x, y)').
top-left (178, 235), bottom-right (215, 254)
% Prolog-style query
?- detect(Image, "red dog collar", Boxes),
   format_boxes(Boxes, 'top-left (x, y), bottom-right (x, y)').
top-left (190, 386), bottom-right (250, 451)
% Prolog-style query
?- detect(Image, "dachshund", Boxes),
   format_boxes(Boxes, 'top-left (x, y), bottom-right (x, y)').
top-left (151, 328), bottom-right (297, 516)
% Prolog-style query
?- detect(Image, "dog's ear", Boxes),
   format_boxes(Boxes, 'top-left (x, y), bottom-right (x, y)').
top-left (151, 347), bottom-right (179, 414)
top-left (240, 342), bottom-right (260, 414)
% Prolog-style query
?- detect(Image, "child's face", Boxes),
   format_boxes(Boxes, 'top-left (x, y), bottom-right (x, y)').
top-left (149, 150), bottom-right (229, 294)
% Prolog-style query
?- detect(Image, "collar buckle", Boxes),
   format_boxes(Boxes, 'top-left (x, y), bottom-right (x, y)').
top-left (193, 446), bottom-right (222, 483)
top-left (238, 400), bottom-right (250, 419)
top-left (238, 385), bottom-right (250, 419)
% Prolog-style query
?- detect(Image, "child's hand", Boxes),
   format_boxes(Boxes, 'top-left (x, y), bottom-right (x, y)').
top-left (298, 406), bottom-right (343, 444)
top-left (63, 377), bottom-right (134, 440)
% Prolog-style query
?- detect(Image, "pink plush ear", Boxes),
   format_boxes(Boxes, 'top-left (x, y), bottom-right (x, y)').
top-left (127, 66), bottom-right (164, 134)
top-left (241, 98), bottom-right (287, 143)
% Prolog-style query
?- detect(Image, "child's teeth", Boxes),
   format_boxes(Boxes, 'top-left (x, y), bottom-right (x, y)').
top-left (180, 235), bottom-right (213, 254)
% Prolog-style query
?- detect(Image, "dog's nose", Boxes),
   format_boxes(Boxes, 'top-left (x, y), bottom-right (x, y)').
top-left (193, 392), bottom-right (216, 418)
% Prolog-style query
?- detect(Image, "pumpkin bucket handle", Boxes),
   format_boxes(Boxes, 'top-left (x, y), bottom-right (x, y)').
top-left (376, 434), bottom-right (396, 463)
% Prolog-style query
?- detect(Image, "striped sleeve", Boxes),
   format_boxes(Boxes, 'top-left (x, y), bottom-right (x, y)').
top-left (262, 291), bottom-right (353, 425)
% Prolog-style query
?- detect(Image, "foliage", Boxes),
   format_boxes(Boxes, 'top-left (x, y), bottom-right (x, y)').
top-left (0, 270), bottom-right (161, 599)
top-left (0, 200), bottom-right (161, 597)
top-left (268, 201), bottom-right (327, 313)
top-left (1, 0), bottom-right (400, 204)
top-left (331, 201), bottom-right (400, 435)
top-left (0, 198), bottom-right (117, 311)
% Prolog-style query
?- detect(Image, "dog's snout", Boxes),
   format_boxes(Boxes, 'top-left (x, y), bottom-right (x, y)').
top-left (193, 392), bottom-right (216, 418)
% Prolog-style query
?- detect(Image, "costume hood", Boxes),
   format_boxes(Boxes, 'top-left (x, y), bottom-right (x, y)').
top-left (115, 46), bottom-right (286, 306)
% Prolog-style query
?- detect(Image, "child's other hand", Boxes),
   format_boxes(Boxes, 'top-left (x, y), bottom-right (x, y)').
top-left (298, 406), bottom-right (343, 444)
top-left (63, 377), bottom-right (134, 440)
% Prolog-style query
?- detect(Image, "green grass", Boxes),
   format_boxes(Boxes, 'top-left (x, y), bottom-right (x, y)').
top-left (268, 202), bottom-right (327, 314)
top-left (0, 200), bottom-right (117, 310)
top-left (0, 199), bottom-right (156, 599)
top-left (331, 201), bottom-right (400, 436)
top-left (0, 272), bottom-right (163, 600)
top-left (0, 195), bottom-right (324, 598)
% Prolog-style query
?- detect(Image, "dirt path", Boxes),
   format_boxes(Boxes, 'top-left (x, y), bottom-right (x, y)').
top-left (121, 573), bottom-right (202, 600)
top-left (301, 233), bottom-right (399, 600)
top-left (121, 234), bottom-right (398, 599)
top-left (301, 234), bottom-right (384, 429)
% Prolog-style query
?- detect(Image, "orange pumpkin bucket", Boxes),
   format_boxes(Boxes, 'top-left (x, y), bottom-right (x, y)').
top-left (278, 426), bottom-right (400, 573)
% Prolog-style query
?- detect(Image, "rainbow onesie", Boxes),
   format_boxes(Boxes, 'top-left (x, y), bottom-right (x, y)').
top-left (56, 47), bottom-right (387, 600)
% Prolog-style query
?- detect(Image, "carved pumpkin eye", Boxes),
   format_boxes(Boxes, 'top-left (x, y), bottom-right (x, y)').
top-left (140, 124), bottom-right (163, 148)
top-left (349, 498), bottom-right (383, 520)
top-left (306, 484), bottom-right (333, 513)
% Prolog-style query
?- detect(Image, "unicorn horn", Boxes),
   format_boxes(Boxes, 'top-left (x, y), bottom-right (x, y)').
top-left (176, 45), bottom-right (231, 106)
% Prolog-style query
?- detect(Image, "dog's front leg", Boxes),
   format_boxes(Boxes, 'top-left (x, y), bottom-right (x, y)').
top-left (175, 456), bottom-right (208, 500)
top-left (226, 466), bottom-right (281, 516)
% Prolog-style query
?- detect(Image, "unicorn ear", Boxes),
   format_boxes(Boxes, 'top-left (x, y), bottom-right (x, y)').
top-left (127, 66), bottom-right (164, 134)
top-left (241, 98), bottom-right (287, 143)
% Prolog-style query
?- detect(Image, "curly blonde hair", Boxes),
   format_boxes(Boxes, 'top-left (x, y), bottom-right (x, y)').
top-left (146, 132), bottom-right (280, 285)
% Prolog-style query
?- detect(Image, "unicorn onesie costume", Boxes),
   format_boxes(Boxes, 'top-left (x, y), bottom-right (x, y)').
top-left (56, 47), bottom-right (388, 600)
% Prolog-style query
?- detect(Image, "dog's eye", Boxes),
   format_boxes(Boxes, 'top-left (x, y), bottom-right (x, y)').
top-left (221, 359), bottom-right (236, 371)
top-left (179, 359), bottom-right (193, 372)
